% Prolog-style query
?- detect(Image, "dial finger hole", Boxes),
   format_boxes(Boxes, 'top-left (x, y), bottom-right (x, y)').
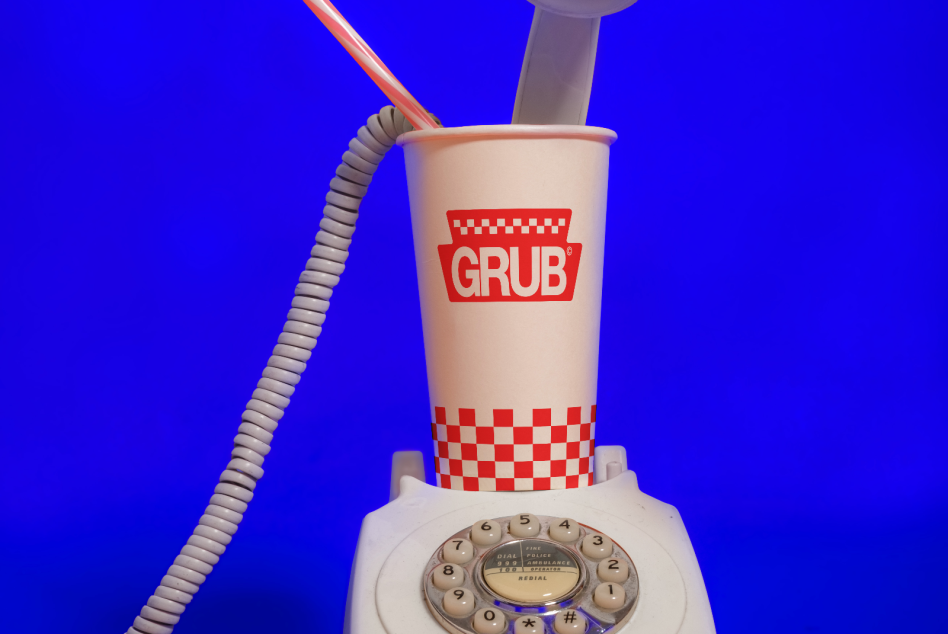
top-left (432, 563), bottom-right (465, 590)
top-left (596, 557), bottom-right (628, 583)
top-left (581, 533), bottom-right (613, 559)
top-left (548, 518), bottom-right (580, 543)
top-left (471, 519), bottom-right (502, 546)
top-left (443, 587), bottom-right (476, 617)
top-left (593, 582), bottom-right (626, 611)
top-left (442, 538), bottom-right (475, 564)
top-left (472, 607), bottom-right (507, 634)
top-left (514, 615), bottom-right (545, 634)
top-left (553, 609), bottom-right (587, 634)
top-left (509, 513), bottom-right (540, 538)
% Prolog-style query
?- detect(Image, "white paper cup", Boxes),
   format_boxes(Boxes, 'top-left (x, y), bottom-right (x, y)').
top-left (398, 125), bottom-right (617, 492)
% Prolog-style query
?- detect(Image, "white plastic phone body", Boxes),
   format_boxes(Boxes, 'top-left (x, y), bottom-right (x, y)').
top-left (346, 447), bottom-right (715, 634)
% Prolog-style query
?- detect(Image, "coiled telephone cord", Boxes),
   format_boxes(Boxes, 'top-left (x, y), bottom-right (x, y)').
top-left (127, 105), bottom-right (416, 634)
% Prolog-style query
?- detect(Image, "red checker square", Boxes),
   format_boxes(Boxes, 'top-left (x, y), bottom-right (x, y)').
top-left (533, 444), bottom-right (551, 461)
top-left (567, 406), bottom-right (581, 426)
top-left (591, 404), bottom-right (597, 423)
top-left (459, 408), bottom-right (476, 426)
top-left (476, 427), bottom-right (494, 444)
top-left (435, 406), bottom-right (446, 425)
top-left (580, 423), bottom-right (591, 441)
top-left (514, 427), bottom-right (534, 444)
top-left (533, 409), bottom-right (552, 426)
top-left (495, 445), bottom-right (514, 462)
top-left (478, 461), bottom-right (496, 478)
top-left (463, 477), bottom-right (480, 491)
top-left (493, 409), bottom-right (514, 427)
top-left (440, 474), bottom-right (452, 488)
top-left (461, 443), bottom-right (478, 461)
top-left (552, 426), bottom-right (568, 443)
top-left (449, 459), bottom-right (464, 476)
top-left (551, 460), bottom-right (567, 477)
top-left (433, 457), bottom-right (441, 474)
top-left (590, 439), bottom-right (595, 454)
top-left (514, 462), bottom-right (533, 478)
top-left (565, 475), bottom-right (579, 489)
top-left (587, 473), bottom-right (594, 486)
top-left (447, 426), bottom-right (461, 443)
top-left (437, 441), bottom-right (449, 458)
top-left (566, 441), bottom-right (580, 459)
top-left (579, 457), bottom-right (590, 474)
top-left (533, 477), bottom-right (551, 490)
top-left (496, 478), bottom-right (515, 491)
top-left (431, 423), bottom-right (437, 440)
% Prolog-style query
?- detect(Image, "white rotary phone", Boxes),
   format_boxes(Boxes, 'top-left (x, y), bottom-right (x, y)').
top-left (125, 2), bottom-right (716, 634)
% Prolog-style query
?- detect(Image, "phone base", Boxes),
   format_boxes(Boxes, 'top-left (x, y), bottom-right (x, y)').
top-left (345, 448), bottom-right (715, 634)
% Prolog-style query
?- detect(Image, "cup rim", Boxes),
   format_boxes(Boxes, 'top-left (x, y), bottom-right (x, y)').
top-left (397, 124), bottom-right (618, 147)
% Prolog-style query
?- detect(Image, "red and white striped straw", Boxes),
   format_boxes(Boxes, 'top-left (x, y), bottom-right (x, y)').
top-left (303, 0), bottom-right (440, 131)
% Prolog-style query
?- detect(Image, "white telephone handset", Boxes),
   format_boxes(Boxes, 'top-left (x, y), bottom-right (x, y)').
top-left (125, 3), bottom-right (716, 634)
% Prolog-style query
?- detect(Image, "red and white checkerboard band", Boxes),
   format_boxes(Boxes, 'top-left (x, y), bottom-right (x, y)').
top-left (431, 405), bottom-right (597, 492)
top-left (452, 216), bottom-right (568, 236)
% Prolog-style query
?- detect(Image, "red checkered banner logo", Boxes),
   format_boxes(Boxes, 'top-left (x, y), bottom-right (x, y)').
top-left (432, 406), bottom-right (597, 491)
top-left (437, 209), bottom-right (582, 302)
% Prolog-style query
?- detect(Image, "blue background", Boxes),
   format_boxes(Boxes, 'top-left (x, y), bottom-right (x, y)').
top-left (1, 1), bottom-right (946, 632)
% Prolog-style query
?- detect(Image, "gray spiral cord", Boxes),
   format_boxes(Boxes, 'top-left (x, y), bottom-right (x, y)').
top-left (127, 105), bottom-right (417, 634)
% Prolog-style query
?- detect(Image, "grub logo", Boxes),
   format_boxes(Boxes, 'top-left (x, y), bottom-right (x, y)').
top-left (437, 209), bottom-right (582, 302)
